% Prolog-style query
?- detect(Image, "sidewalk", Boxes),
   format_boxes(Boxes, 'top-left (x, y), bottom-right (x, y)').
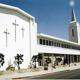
top-left (0, 65), bottom-right (80, 80)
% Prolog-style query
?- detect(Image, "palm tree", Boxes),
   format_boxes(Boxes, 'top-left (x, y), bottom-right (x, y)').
top-left (0, 53), bottom-right (5, 68)
top-left (14, 54), bottom-right (24, 70)
top-left (31, 55), bottom-right (38, 68)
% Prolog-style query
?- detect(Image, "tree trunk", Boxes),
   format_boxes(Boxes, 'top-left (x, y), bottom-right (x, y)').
top-left (18, 64), bottom-right (20, 70)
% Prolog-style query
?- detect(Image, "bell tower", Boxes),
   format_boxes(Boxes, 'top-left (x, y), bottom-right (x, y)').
top-left (69, 7), bottom-right (80, 43)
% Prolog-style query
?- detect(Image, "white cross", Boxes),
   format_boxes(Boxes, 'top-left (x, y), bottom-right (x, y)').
top-left (22, 27), bottom-right (25, 38)
top-left (4, 29), bottom-right (10, 47)
top-left (12, 20), bottom-right (19, 42)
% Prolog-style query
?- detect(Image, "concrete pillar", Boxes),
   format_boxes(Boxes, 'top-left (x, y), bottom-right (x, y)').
top-left (67, 55), bottom-right (69, 64)
top-left (42, 53), bottom-right (44, 67)
top-left (51, 54), bottom-right (54, 72)
top-left (68, 55), bottom-right (70, 66)
top-left (64, 54), bottom-right (66, 65)
top-left (70, 55), bottom-right (71, 64)
top-left (64, 54), bottom-right (66, 59)
top-left (52, 54), bottom-right (54, 66)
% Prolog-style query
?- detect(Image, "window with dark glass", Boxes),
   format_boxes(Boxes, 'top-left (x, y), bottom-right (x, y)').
top-left (78, 47), bottom-right (80, 50)
top-left (61, 44), bottom-right (63, 47)
top-left (40, 39), bottom-right (42, 44)
top-left (61, 44), bottom-right (64, 48)
top-left (57, 43), bottom-right (58, 47)
top-left (64, 44), bottom-right (66, 48)
top-left (46, 40), bottom-right (48, 45)
top-left (72, 46), bottom-right (74, 49)
top-left (43, 39), bottom-right (45, 45)
top-left (54, 42), bottom-right (56, 46)
top-left (72, 29), bottom-right (74, 37)
top-left (77, 47), bottom-right (79, 50)
top-left (70, 46), bottom-right (73, 49)
top-left (74, 46), bottom-right (75, 49)
top-left (66, 45), bottom-right (68, 48)
top-left (62, 44), bottom-right (64, 48)
top-left (49, 41), bottom-right (51, 46)
top-left (52, 41), bottom-right (53, 46)
top-left (59, 43), bottom-right (60, 47)
top-left (68, 45), bottom-right (70, 48)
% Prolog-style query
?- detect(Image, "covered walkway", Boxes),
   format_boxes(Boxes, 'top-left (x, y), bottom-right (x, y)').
top-left (38, 53), bottom-right (80, 67)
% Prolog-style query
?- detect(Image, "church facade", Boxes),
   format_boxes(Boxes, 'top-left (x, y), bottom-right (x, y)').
top-left (0, 3), bottom-right (80, 70)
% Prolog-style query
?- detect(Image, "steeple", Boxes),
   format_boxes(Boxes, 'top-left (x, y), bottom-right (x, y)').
top-left (71, 7), bottom-right (76, 21)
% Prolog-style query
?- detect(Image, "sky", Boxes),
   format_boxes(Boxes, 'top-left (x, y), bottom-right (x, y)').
top-left (0, 0), bottom-right (80, 40)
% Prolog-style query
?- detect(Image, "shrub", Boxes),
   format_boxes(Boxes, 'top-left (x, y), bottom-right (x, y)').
top-left (6, 65), bottom-right (15, 71)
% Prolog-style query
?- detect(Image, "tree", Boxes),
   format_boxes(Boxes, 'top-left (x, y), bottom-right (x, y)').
top-left (31, 55), bottom-right (38, 68)
top-left (14, 54), bottom-right (24, 70)
top-left (0, 53), bottom-right (5, 68)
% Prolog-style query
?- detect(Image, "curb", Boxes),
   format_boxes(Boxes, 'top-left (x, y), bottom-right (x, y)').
top-left (0, 67), bottom-right (80, 80)
top-left (12, 69), bottom-right (70, 79)
top-left (12, 72), bottom-right (54, 79)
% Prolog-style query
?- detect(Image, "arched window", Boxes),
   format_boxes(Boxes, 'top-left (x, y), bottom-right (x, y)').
top-left (72, 29), bottom-right (74, 37)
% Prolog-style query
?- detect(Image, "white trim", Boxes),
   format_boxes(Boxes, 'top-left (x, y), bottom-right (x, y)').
top-left (0, 3), bottom-right (35, 20)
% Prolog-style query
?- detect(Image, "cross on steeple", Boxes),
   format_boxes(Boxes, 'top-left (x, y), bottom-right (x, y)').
top-left (21, 27), bottom-right (25, 38)
top-left (12, 19), bottom-right (19, 42)
top-left (4, 29), bottom-right (10, 47)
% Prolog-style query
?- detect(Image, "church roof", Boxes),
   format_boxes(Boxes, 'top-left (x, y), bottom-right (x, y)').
top-left (37, 33), bottom-right (80, 46)
top-left (0, 3), bottom-right (35, 20)
top-left (71, 7), bottom-right (76, 21)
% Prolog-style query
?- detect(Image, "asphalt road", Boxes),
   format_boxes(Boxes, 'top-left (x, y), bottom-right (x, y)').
top-left (30, 69), bottom-right (80, 79)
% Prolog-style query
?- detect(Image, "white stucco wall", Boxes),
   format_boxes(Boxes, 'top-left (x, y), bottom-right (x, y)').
top-left (30, 20), bottom-right (37, 59)
top-left (0, 7), bottom-right (37, 70)
top-left (69, 21), bottom-right (80, 43)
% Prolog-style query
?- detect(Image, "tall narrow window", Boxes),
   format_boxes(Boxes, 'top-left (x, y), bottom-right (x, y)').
top-left (52, 41), bottom-right (53, 46)
top-left (54, 42), bottom-right (56, 46)
top-left (46, 40), bottom-right (48, 45)
top-left (40, 39), bottom-right (42, 44)
top-left (49, 41), bottom-right (51, 46)
top-left (43, 39), bottom-right (45, 45)
top-left (72, 29), bottom-right (74, 37)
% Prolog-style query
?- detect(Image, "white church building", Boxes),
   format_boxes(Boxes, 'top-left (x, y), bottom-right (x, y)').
top-left (0, 3), bottom-right (80, 70)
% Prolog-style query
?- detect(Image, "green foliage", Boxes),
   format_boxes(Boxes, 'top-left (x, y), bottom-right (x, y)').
top-left (6, 65), bottom-right (15, 71)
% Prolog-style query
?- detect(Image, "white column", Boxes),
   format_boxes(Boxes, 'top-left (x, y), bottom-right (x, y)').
top-left (52, 54), bottom-right (54, 67)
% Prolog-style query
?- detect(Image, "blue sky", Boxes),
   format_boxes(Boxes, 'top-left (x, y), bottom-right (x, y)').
top-left (0, 0), bottom-right (80, 40)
